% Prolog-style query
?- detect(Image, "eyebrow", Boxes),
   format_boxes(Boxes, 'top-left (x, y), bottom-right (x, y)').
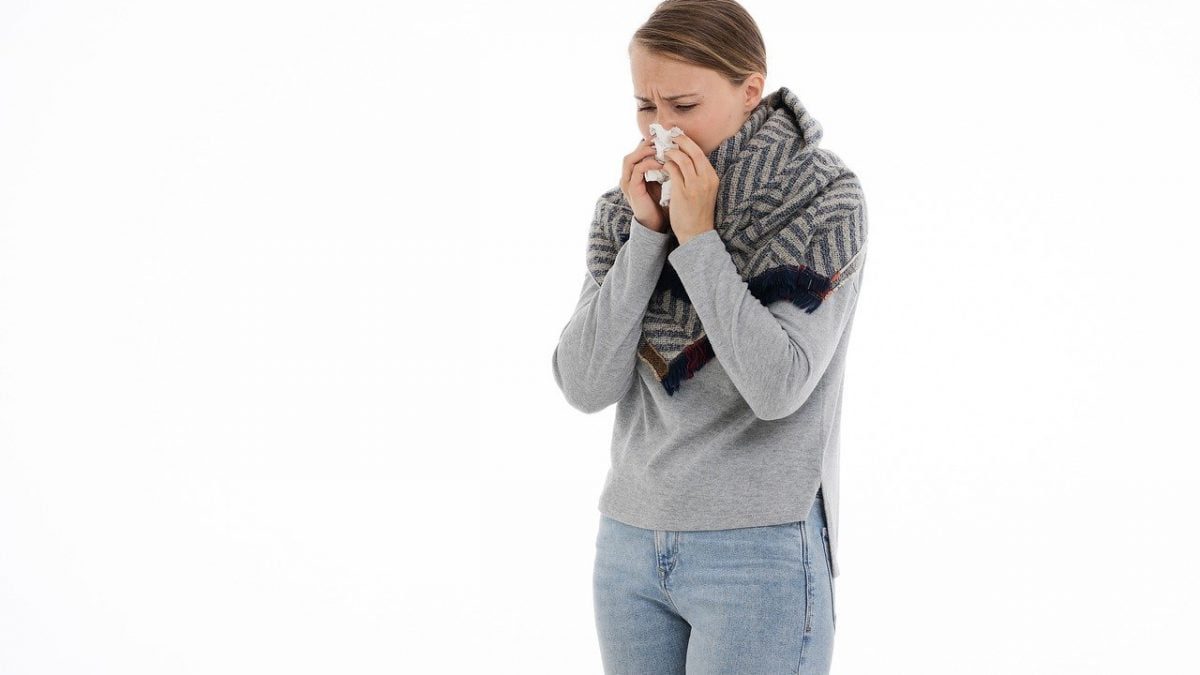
top-left (634, 93), bottom-right (700, 102)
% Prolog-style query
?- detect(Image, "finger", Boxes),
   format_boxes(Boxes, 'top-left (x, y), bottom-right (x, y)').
top-left (640, 149), bottom-right (674, 174)
top-left (622, 143), bottom-right (659, 188)
top-left (661, 157), bottom-right (686, 191)
top-left (670, 132), bottom-right (705, 165)
top-left (630, 159), bottom-right (654, 185)
top-left (664, 146), bottom-right (696, 173)
top-left (671, 134), bottom-right (716, 182)
top-left (663, 150), bottom-right (695, 185)
top-left (638, 135), bottom-right (664, 162)
top-left (626, 156), bottom-right (667, 204)
top-left (635, 154), bottom-right (667, 171)
top-left (633, 155), bottom-right (668, 185)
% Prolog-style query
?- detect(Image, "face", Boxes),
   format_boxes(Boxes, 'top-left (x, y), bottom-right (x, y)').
top-left (629, 42), bottom-right (765, 157)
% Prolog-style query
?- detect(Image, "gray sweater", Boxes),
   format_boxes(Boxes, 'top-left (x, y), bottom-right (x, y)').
top-left (552, 216), bottom-right (863, 578)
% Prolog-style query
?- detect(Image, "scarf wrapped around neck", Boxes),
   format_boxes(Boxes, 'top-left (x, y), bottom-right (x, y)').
top-left (586, 85), bottom-right (869, 395)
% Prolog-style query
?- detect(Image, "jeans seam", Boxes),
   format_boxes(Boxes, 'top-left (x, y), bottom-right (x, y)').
top-left (795, 521), bottom-right (814, 671)
top-left (803, 521), bottom-right (814, 640)
top-left (822, 526), bottom-right (836, 630)
top-left (656, 531), bottom-right (683, 615)
top-left (657, 569), bottom-right (683, 615)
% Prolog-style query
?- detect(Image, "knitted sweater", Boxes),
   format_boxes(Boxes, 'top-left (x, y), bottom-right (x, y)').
top-left (552, 215), bottom-right (864, 578)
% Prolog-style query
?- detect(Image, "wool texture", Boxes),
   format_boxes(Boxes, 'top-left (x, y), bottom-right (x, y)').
top-left (586, 86), bottom-right (869, 395)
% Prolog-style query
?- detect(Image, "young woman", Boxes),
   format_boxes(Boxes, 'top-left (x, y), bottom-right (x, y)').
top-left (551, 1), bottom-right (868, 672)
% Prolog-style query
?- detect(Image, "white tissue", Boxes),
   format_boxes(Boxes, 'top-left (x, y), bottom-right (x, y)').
top-left (644, 122), bottom-right (683, 208)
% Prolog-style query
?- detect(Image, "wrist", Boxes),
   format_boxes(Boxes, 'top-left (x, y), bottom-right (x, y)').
top-left (633, 214), bottom-right (667, 234)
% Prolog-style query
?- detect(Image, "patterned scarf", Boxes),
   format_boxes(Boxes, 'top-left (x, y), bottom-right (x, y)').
top-left (586, 86), bottom-right (868, 395)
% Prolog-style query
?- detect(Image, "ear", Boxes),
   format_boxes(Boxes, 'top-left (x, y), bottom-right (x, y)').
top-left (741, 73), bottom-right (766, 111)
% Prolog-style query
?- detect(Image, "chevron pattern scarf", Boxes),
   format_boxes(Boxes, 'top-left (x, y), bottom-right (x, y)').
top-left (587, 86), bottom-right (868, 395)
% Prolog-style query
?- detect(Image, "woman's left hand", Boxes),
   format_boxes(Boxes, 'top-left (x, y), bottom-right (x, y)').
top-left (661, 132), bottom-right (718, 246)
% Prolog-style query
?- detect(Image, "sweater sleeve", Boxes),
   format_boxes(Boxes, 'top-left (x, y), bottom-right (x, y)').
top-left (667, 229), bottom-right (861, 420)
top-left (552, 217), bottom-right (672, 413)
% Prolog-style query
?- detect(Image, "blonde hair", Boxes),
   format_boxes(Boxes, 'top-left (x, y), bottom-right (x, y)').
top-left (630, 0), bottom-right (768, 86)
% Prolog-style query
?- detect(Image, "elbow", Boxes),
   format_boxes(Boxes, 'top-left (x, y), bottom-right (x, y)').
top-left (571, 395), bottom-right (612, 415)
top-left (747, 350), bottom-right (815, 420)
top-left (748, 384), bottom-right (814, 420)
top-left (749, 395), bottom-right (808, 421)
top-left (558, 382), bottom-right (613, 414)
top-left (551, 350), bottom-right (617, 414)
top-left (558, 384), bottom-right (617, 415)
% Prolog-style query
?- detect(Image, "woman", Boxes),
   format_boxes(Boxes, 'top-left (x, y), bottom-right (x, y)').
top-left (551, 1), bottom-right (868, 672)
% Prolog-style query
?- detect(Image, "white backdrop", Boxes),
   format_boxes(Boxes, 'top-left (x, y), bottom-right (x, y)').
top-left (2, 1), bottom-right (1198, 673)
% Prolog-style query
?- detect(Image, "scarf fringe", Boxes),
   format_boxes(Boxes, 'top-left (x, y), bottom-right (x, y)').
top-left (656, 262), bottom-right (834, 312)
top-left (748, 264), bottom-right (834, 313)
top-left (662, 336), bottom-right (715, 395)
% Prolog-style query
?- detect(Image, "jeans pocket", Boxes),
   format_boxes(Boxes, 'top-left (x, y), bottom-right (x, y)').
top-left (821, 526), bottom-right (836, 629)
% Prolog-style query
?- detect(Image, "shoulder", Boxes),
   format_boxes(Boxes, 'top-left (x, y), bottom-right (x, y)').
top-left (594, 184), bottom-right (631, 216)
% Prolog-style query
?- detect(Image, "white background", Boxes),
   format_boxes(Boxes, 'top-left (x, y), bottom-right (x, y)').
top-left (2, 0), bottom-right (1198, 673)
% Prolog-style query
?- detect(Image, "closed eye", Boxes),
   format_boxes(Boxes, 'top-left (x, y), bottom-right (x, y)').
top-left (638, 104), bottom-right (697, 113)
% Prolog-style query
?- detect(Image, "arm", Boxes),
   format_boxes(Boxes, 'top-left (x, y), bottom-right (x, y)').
top-left (552, 217), bottom-right (672, 413)
top-left (667, 229), bottom-right (862, 420)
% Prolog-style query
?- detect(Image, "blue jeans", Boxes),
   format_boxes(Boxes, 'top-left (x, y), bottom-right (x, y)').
top-left (593, 488), bottom-right (836, 674)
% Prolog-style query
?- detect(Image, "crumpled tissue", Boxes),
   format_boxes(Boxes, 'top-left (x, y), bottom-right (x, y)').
top-left (643, 122), bottom-right (683, 208)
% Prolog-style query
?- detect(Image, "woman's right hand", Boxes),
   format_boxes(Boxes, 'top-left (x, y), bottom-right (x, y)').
top-left (620, 137), bottom-right (670, 233)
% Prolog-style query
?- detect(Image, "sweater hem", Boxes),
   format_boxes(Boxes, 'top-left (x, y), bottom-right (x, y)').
top-left (597, 498), bottom-right (818, 532)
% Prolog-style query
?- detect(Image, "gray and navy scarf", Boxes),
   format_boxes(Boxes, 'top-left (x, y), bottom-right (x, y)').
top-left (587, 86), bottom-right (868, 395)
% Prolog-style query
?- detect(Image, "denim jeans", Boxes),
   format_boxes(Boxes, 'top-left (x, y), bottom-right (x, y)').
top-left (593, 488), bottom-right (836, 674)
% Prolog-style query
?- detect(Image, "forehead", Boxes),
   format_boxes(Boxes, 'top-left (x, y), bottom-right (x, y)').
top-left (629, 45), bottom-right (710, 97)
